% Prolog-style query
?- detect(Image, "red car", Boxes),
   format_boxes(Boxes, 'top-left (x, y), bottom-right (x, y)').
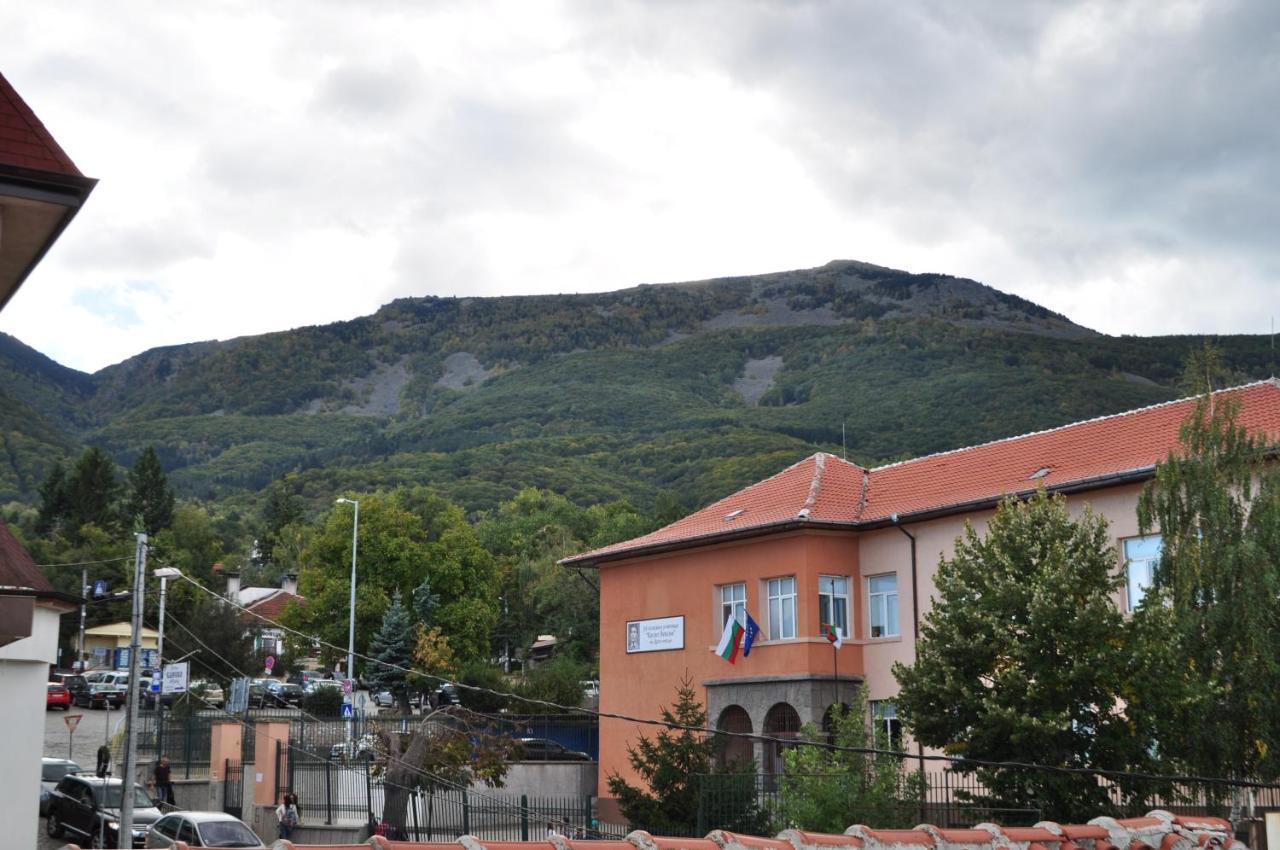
top-left (46, 682), bottom-right (71, 711)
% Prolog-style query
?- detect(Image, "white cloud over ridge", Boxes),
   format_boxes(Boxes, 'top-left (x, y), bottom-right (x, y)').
top-left (1, 0), bottom-right (1276, 372)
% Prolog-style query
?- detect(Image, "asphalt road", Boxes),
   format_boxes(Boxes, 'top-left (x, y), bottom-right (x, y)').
top-left (38, 704), bottom-right (127, 850)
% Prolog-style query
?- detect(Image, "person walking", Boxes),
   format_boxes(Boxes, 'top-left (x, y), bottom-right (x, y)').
top-left (276, 792), bottom-right (300, 839)
top-left (152, 754), bottom-right (175, 806)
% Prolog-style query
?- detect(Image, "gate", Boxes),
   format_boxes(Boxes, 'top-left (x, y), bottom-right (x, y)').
top-left (223, 759), bottom-right (244, 819)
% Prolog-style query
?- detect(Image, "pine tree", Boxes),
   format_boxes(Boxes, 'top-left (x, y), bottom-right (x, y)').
top-left (1131, 388), bottom-right (1280, 781)
top-left (36, 460), bottom-right (69, 535)
top-left (65, 447), bottom-right (120, 538)
top-left (606, 677), bottom-right (720, 834)
top-left (367, 590), bottom-right (415, 712)
top-left (126, 445), bottom-right (175, 536)
top-left (893, 489), bottom-right (1156, 822)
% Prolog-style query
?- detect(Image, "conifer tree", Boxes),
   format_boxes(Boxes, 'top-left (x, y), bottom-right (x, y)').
top-left (368, 590), bottom-right (416, 712)
top-left (893, 489), bottom-right (1156, 821)
top-left (65, 447), bottom-right (120, 538)
top-left (36, 460), bottom-right (69, 534)
top-left (126, 445), bottom-right (175, 536)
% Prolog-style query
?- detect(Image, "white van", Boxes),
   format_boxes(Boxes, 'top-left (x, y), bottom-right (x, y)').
top-left (87, 672), bottom-right (129, 709)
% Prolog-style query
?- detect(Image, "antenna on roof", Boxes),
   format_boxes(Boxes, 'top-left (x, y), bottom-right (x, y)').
top-left (842, 420), bottom-right (847, 461)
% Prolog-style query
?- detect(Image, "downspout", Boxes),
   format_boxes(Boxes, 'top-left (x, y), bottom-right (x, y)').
top-left (891, 512), bottom-right (926, 817)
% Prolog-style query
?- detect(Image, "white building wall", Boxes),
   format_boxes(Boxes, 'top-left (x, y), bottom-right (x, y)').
top-left (0, 602), bottom-right (64, 850)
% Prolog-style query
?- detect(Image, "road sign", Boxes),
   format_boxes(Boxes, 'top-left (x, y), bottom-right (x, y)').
top-left (265, 655), bottom-right (275, 671)
top-left (227, 677), bottom-right (249, 713)
top-left (340, 702), bottom-right (353, 719)
top-left (342, 678), bottom-right (353, 695)
top-left (64, 713), bottom-right (83, 732)
top-left (150, 681), bottom-right (161, 693)
top-left (92, 580), bottom-right (107, 598)
top-left (161, 661), bottom-right (189, 694)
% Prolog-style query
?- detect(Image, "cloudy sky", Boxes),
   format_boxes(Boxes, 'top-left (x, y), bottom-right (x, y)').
top-left (2, 1), bottom-right (1276, 372)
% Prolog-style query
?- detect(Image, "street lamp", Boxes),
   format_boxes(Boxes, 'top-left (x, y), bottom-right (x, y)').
top-left (335, 498), bottom-right (359, 693)
top-left (152, 567), bottom-right (182, 666)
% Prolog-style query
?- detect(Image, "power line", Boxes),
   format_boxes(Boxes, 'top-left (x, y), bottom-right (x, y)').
top-left (38, 555), bottom-right (133, 568)
top-left (172, 570), bottom-right (1280, 791)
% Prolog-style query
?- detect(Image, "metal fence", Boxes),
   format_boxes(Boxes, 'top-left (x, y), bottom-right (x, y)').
top-left (275, 740), bottom-right (598, 837)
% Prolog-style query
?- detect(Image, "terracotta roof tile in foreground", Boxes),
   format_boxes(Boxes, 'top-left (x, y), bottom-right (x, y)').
top-left (0, 518), bottom-right (54, 593)
top-left (0, 72), bottom-right (82, 175)
top-left (564, 381), bottom-right (1280, 566)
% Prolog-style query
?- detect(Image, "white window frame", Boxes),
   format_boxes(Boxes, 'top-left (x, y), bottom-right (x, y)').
top-left (1123, 534), bottom-right (1162, 611)
top-left (818, 574), bottom-right (850, 639)
top-left (867, 573), bottom-right (899, 638)
top-left (870, 700), bottom-right (902, 748)
top-left (719, 582), bottom-right (747, 629)
top-left (766, 576), bottom-right (797, 641)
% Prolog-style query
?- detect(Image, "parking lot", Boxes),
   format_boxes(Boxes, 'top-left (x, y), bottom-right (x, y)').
top-left (40, 704), bottom-right (128, 849)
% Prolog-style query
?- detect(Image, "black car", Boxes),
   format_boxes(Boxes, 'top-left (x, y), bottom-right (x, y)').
top-left (55, 673), bottom-right (90, 705)
top-left (45, 774), bottom-right (163, 848)
top-left (514, 737), bottom-right (591, 761)
top-left (266, 681), bottom-right (304, 707)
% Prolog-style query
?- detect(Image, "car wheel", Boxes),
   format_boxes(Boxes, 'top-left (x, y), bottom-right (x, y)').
top-left (45, 812), bottom-right (63, 838)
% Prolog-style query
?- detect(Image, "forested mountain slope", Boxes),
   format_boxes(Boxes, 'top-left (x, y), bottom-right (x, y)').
top-left (1, 260), bottom-right (1273, 513)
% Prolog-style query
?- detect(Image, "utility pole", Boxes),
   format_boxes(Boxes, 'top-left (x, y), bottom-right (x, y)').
top-left (78, 567), bottom-right (87, 671)
top-left (119, 532), bottom-right (146, 848)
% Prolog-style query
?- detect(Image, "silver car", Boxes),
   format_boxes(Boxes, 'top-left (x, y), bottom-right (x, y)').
top-left (145, 811), bottom-right (265, 848)
top-left (40, 757), bottom-right (80, 815)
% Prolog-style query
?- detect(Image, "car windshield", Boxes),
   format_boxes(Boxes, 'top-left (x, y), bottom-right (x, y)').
top-left (199, 820), bottom-right (261, 847)
top-left (98, 784), bottom-right (154, 808)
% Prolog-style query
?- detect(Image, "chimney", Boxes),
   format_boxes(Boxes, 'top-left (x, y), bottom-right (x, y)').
top-left (281, 573), bottom-right (298, 596)
top-left (226, 570), bottom-right (241, 599)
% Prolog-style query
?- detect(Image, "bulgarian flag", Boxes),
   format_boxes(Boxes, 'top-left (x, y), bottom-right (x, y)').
top-left (716, 617), bottom-right (746, 663)
top-left (821, 622), bottom-right (843, 649)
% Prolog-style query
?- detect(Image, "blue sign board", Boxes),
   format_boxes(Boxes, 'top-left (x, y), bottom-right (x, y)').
top-left (92, 580), bottom-right (107, 598)
top-left (151, 681), bottom-right (161, 693)
top-left (340, 703), bottom-right (353, 719)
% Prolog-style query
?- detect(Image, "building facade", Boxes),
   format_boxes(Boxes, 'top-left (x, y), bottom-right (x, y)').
top-left (564, 381), bottom-right (1280, 814)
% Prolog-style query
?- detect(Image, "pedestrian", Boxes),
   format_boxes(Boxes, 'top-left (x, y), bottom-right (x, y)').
top-left (276, 792), bottom-right (300, 839)
top-left (152, 754), bottom-right (175, 806)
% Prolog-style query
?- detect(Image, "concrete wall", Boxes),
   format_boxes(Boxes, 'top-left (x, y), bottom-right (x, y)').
top-left (483, 762), bottom-right (598, 798)
top-left (0, 602), bottom-right (64, 850)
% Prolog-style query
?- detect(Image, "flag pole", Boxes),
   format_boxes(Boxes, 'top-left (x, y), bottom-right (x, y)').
top-left (833, 633), bottom-right (839, 709)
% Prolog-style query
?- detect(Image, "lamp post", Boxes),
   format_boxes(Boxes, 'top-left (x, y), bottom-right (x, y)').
top-left (152, 567), bottom-right (182, 666)
top-left (335, 497), bottom-right (359, 698)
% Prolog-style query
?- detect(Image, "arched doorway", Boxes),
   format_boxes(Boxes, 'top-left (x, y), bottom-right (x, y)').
top-left (715, 705), bottom-right (754, 769)
top-left (763, 702), bottom-right (802, 780)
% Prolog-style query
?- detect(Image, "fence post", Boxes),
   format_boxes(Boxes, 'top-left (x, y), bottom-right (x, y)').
top-left (275, 741), bottom-right (282, 800)
top-left (427, 790), bottom-right (434, 840)
top-left (584, 795), bottom-right (592, 836)
top-left (521, 794), bottom-right (529, 841)
top-left (365, 758), bottom-right (374, 824)
top-left (462, 787), bottom-right (470, 836)
top-left (412, 789), bottom-right (421, 840)
top-left (324, 758), bottom-right (333, 825)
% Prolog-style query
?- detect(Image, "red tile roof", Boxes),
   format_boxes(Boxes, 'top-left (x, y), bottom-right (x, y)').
top-left (565, 381), bottom-right (1280, 565)
top-left (0, 72), bottom-right (82, 176)
top-left (244, 589), bottom-right (305, 621)
top-left (0, 518), bottom-right (55, 592)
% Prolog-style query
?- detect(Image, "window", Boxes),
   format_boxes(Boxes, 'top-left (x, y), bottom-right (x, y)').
top-left (870, 700), bottom-right (903, 749)
top-left (868, 573), bottom-right (899, 638)
top-left (818, 575), bottom-right (850, 638)
top-left (719, 583), bottom-right (747, 628)
top-left (1124, 534), bottom-right (1162, 610)
top-left (766, 576), bottom-right (797, 640)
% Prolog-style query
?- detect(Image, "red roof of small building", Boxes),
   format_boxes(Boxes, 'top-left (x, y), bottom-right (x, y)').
top-left (566, 381), bottom-right (1280, 566)
top-left (0, 72), bottom-right (82, 176)
top-left (0, 519), bottom-right (55, 593)
top-left (244, 589), bottom-right (304, 621)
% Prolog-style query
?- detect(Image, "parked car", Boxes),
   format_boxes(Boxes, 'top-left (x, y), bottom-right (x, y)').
top-left (307, 678), bottom-right (344, 696)
top-left (145, 810), bottom-right (265, 848)
top-left (47, 681), bottom-right (72, 710)
top-left (287, 669), bottom-right (325, 689)
top-left (514, 737), bottom-right (591, 761)
top-left (431, 683), bottom-right (463, 708)
top-left (85, 672), bottom-right (130, 709)
top-left (45, 774), bottom-right (163, 848)
top-left (39, 757), bottom-right (80, 815)
top-left (330, 733), bottom-right (379, 761)
top-left (265, 681), bottom-right (304, 707)
top-left (188, 680), bottom-right (225, 707)
top-left (247, 680), bottom-right (271, 709)
top-left (53, 672), bottom-right (90, 704)
top-left (373, 688), bottom-right (421, 708)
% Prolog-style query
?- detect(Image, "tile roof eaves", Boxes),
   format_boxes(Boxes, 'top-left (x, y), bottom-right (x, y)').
top-left (561, 517), bottom-right (861, 567)
top-left (868, 379), bottom-right (1279, 475)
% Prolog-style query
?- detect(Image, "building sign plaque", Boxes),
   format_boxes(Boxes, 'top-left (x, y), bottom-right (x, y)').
top-left (626, 615), bottom-right (684, 654)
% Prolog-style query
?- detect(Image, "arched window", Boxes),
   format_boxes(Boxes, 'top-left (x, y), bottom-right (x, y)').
top-left (821, 702), bottom-right (853, 743)
top-left (762, 702), bottom-right (802, 779)
top-left (715, 705), bottom-right (754, 769)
